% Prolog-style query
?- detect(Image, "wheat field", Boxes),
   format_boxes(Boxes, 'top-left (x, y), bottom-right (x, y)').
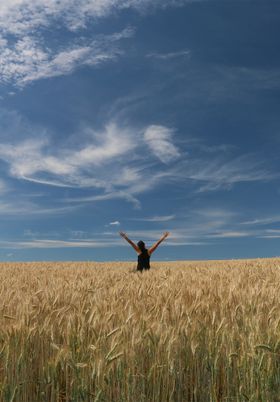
top-left (0, 258), bottom-right (280, 401)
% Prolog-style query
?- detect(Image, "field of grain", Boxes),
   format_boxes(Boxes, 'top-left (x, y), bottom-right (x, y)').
top-left (0, 259), bottom-right (280, 401)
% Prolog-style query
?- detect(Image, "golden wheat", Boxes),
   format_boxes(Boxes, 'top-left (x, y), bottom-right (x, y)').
top-left (0, 259), bottom-right (279, 401)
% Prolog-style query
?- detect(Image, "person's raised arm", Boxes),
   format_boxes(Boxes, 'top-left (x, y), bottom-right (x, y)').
top-left (119, 232), bottom-right (141, 254)
top-left (148, 232), bottom-right (169, 255)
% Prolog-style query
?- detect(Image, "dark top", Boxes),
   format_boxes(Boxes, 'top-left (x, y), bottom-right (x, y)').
top-left (137, 249), bottom-right (150, 270)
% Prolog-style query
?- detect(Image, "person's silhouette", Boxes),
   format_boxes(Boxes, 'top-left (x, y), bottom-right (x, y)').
top-left (119, 231), bottom-right (169, 271)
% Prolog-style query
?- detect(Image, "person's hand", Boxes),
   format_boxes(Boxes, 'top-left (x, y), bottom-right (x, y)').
top-left (119, 231), bottom-right (127, 238)
top-left (163, 232), bottom-right (170, 239)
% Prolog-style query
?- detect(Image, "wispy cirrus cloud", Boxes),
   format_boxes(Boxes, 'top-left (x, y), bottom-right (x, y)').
top-left (0, 0), bottom-right (195, 87)
top-left (0, 28), bottom-right (134, 87)
top-left (0, 0), bottom-right (195, 36)
top-left (0, 236), bottom-right (205, 250)
top-left (207, 231), bottom-right (251, 238)
top-left (259, 230), bottom-right (280, 239)
top-left (172, 154), bottom-right (277, 192)
top-left (69, 191), bottom-right (142, 210)
top-left (0, 122), bottom-right (135, 187)
top-left (0, 101), bottom-right (277, 215)
top-left (0, 239), bottom-right (124, 249)
top-left (0, 205), bottom-right (276, 248)
top-left (241, 216), bottom-right (280, 226)
top-left (144, 125), bottom-right (180, 163)
top-left (0, 117), bottom-right (183, 208)
top-left (130, 215), bottom-right (175, 222)
top-left (146, 49), bottom-right (190, 60)
top-left (0, 113), bottom-right (277, 211)
top-left (0, 200), bottom-right (78, 216)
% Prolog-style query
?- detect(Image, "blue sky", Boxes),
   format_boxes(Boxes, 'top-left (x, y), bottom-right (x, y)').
top-left (0, 0), bottom-right (279, 261)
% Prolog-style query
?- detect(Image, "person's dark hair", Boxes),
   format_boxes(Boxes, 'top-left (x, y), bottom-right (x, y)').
top-left (137, 240), bottom-right (146, 252)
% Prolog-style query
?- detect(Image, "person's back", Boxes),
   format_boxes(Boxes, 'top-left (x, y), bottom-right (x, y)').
top-left (137, 248), bottom-right (150, 271)
top-left (119, 231), bottom-right (169, 272)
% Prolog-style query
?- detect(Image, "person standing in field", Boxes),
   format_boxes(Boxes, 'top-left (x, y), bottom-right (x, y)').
top-left (119, 231), bottom-right (169, 271)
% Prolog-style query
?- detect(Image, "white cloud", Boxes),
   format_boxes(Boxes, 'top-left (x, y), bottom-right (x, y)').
top-left (71, 122), bottom-right (135, 167)
top-left (241, 216), bottom-right (280, 226)
top-left (0, 118), bottom-right (182, 208)
top-left (109, 221), bottom-right (120, 225)
top-left (66, 191), bottom-right (142, 210)
top-left (146, 49), bottom-right (190, 60)
top-left (130, 214), bottom-right (175, 222)
top-left (0, 1), bottom-right (193, 36)
top-left (258, 229), bottom-right (280, 239)
top-left (114, 167), bottom-right (142, 186)
top-left (0, 0), bottom-right (194, 87)
top-left (0, 108), bottom-right (276, 211)
top-left (265, 229), bottom-right (280, 234)
top-left (1, 203), bottom-right (275, 249)
top-left (0, 235), bottom-right (204, 249)
top-left (0, 28), bottom-right (134, 86)
top-left (0, 122), bottom-right (135, 186)
top-left (0, 200), bottom-right (78, 216)
top-left (172, 154), bottom-right (277, 192)
top-left (144, 125), bottom-right (180, 163)
top-left (0, 119), bottom-right (147, 207)
top-left (208, 231), bottom-right (251, 238)
top-left (260, 235), bottom-right (280, 239)
top-left (0, 238), bottom-right (124, 249)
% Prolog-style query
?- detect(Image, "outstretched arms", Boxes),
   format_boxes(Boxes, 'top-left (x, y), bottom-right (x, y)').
top-left (148, 232), bottom-right (169, 255)
top-left (119, 232), bottom-right (140, 253)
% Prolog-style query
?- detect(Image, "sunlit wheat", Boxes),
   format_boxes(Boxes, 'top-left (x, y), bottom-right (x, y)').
top-left (0, 259), bottom-right (279, 401)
